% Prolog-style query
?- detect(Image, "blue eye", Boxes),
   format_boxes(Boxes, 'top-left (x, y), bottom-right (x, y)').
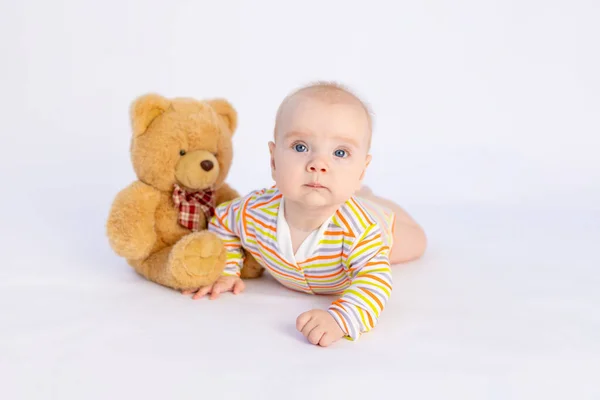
top-left (334, 149), bottom-right (347, 158)
top-left (294, 143), bottom-right (308, 152)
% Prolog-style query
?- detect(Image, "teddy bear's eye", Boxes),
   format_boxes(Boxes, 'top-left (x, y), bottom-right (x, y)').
top-left (179, 150), bottom-right (186, 156)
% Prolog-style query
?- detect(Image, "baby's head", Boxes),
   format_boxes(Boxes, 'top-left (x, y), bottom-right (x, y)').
top-left (269, 81), bottom-right (373, 210)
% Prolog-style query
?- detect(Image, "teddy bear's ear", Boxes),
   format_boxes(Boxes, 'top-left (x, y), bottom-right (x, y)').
top-left (207, 99), bottom-right (238, 134)
top-left (130, 93), bottom-right (171, 137)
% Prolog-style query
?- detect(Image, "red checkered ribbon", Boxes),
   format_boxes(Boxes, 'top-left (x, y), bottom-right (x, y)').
top-left (172, 184), bottom-right (216, 231)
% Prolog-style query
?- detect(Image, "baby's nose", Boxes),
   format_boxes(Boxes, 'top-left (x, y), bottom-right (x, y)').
top-left (309, 165), bottom-right (327, 173)
top-left (200, 160), bottom-right (214, 171)
top-left (308, 158), bottom-right (328, 173)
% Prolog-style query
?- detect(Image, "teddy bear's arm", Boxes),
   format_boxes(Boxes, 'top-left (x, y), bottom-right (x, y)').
top-left (106, 181), bottom-right (161, 260)
top-left (215, 182), bottom-right (241, 206)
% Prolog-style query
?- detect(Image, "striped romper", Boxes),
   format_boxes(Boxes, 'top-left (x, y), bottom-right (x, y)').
top-left (208, 186), bottom-right (396, 341)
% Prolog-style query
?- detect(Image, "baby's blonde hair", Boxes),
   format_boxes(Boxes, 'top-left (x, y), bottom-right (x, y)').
top-left (274, 80), bottom-right (374, 142)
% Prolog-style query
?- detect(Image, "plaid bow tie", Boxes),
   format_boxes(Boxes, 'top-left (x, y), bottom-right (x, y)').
top-left (172, 184), bottom-right (216, 231)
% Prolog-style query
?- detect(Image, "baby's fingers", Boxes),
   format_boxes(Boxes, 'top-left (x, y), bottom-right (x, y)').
top-left (192, 285), bottom-right (213, 300)
top-left (319, 332), bottom-right (335, 347)
top-left (296, 311), bottom-right (313, 332)
top-left (209, 279), bottom-right (231, 300)
top-left (307, 326), bottom-right (325, 346)
top-left (232, 279), bottom-right (245, 295)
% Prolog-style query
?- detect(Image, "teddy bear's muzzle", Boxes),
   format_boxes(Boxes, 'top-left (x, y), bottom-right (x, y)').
top-left (175, 150), bottom-right (219, 190)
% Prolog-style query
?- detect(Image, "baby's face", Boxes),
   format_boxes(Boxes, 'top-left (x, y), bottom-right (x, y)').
top-left (269, 95), bottom-right (371, 210)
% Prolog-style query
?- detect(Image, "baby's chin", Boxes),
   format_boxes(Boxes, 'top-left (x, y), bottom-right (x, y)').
top-left (295, 190), bottom-right (347, 210)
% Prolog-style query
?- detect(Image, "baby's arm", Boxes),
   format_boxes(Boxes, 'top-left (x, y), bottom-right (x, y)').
top-left (296, 224), bottom-right (392, 346)
top-left (328, 224), bottom-right (393, 341)
top-left (183, 198), bottom-right (246, 300)
top-left (208, 198), bottom-right (246, 277)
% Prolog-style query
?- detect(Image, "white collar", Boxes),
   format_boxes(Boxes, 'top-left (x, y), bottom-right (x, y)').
top-left (276, 198), bottom-right (334, 263)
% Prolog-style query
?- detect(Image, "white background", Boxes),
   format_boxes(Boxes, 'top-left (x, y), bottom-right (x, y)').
top-left (1, 1), bottom-right (599, 399)
top-left (2, 0), bottom-right (598, 210)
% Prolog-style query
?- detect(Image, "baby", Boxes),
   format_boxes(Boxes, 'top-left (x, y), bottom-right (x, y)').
top-left (183, 81), bottom-right (427, 346)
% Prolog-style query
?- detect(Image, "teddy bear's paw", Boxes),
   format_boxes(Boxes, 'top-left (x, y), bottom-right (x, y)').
top-left (169, 231), bottom-right (226, 288)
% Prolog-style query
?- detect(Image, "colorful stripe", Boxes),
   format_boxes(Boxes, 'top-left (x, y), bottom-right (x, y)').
top-left (208, 187), bottom-right (395, 341)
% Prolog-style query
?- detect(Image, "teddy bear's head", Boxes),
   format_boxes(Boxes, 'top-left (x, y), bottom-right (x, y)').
top-left (128, 94), bottom-right (238, 192)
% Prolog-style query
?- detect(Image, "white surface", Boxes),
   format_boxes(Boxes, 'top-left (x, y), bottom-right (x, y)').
top-left (1, 205), bottom-right (599, 399)
top-left (1, 0), bottom-right (599, 398)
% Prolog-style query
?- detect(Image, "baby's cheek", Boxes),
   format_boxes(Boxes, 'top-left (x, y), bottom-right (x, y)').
top-left (339, 168), bottom-right (363, 194)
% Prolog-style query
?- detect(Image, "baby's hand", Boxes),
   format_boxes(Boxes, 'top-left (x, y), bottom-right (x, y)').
top-left (296, 309), bottom-right (345, 347)
top-left (181, 275), bottom-right (245, 300)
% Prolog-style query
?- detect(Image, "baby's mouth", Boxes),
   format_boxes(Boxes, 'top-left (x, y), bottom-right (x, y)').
top-left (304, 182), bottom-right (327, 189)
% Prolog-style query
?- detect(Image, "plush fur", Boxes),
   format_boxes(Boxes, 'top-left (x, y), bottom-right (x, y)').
top-left (106, 93), bottom-right (263, 290)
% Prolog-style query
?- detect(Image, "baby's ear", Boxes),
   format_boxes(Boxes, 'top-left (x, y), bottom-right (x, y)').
top-left (359, 154), bottom-right (372, 181)
top-left (130, 93), bottom-right (171, 137)
top-left (268, 141), bottom-right (276, 180)
top-left (207, 99), bottom-right (238, 135)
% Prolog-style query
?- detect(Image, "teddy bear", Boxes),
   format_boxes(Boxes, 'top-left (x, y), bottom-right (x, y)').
top-left (106, 93), bottom-right (263, 291)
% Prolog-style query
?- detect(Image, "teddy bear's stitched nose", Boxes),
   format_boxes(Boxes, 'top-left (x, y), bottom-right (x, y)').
top-left (200, 160), bottom-right (214, 172)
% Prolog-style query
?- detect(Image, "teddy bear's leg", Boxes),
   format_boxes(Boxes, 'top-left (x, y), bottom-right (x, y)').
top-left (129, 231), bottom-right (226, 290)
top-left (129, 246), bottom-right (180, 288)
top-left (240, 252), bottom-right (264, 279)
